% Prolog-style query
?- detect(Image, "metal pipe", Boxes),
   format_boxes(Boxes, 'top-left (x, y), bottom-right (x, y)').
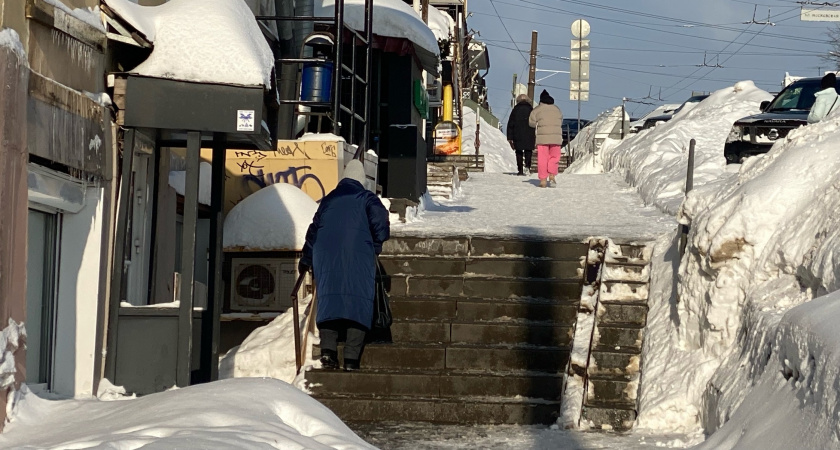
top-left (291, 272), bottom-right (307, 372)
top-left (443, 84), bottom-right (453, 122)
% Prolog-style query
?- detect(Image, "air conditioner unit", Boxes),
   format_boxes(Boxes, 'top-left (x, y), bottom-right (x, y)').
top-left (230, 257), bottom-right (299, 311)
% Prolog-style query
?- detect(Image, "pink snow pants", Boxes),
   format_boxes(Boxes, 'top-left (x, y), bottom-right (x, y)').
top-left (537, 144), bottom-right (561, 180)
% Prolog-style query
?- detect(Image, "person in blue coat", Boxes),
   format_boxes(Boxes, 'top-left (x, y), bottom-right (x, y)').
top-left (299, 159), bottom-right (390, 371)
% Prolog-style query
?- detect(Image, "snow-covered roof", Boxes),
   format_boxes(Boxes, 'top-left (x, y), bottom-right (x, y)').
top-left (104, 0), bottom-right (274, 87)
top-left (42, 0), bottom-right (105, 31)
top-left (223, 183), bottom-right (317, 251)
top-left (427, 5), bottom-right (455, 41)
top-left (316, 0), bottom-right (440, 57)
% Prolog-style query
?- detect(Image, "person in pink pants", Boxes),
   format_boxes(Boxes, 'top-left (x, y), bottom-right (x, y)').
top-left (529, 90), bottom-right (564, 187)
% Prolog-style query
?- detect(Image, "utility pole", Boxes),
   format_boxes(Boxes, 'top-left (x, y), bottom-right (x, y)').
top-left (421, 0), bottom-right (429, 23)
top-left (527, 30), bottom-right (537, 101)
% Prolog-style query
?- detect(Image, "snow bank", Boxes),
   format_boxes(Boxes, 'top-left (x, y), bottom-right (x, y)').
top-left (0, 379), bottom-right (374, 449)
top-left (223, 183), bottom-right (318, 251)
top-left (316, 0), bottom-right (439, 56)
top-left (568, 82), bottom-right (772, 215)
top-left (461, 107), bottom-right (517, 173)
top-left (634, 82), bottom-right (840, 438)
top-left (697, 292), bottom-right (840, 449)
top-left (219, 295), bottom-right (316, 384)
top-left (0, 29), bottom-right (26, 61)
top-left (168, 161), bottom-right (212, 206)
top-left (0, 319), bottom-right (25, 391)
top-left (104, 0), bottom-right (274, 86)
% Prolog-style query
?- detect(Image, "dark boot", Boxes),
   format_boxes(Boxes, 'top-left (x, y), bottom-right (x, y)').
top-left (319, 349), bottom-right (339, 370)
top-left (343, 359), bottom-right (360, 371)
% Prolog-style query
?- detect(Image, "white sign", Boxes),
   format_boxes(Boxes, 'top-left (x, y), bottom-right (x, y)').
top-left (237, 110), bottom-right (255, 132)
top-left (571, 19), bottom-right (590, 38)
top-left (801, 8), bottom-right (840, 21)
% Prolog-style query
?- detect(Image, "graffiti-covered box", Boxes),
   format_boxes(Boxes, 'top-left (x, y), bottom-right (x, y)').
top-left (222, 136), bottom-right (348, 214)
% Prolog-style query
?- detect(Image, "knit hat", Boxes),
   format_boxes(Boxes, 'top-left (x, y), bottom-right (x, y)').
top-left (343, 159), bottom-right (366, 185)
top-left (539, 89), bottom-right (554, 105)
top-left (821, 72), bottom-right (837, 90)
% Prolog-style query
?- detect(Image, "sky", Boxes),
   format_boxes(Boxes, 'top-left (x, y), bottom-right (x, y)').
top-left (467, 0), bottom-right (838, 123)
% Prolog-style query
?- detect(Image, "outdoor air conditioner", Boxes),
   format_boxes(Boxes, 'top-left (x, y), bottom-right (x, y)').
top-left (230, 257), bottom-right (299, 311)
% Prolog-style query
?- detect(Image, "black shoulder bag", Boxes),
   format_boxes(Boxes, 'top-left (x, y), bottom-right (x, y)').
top-left (370, 258), bottom-right (393, 342)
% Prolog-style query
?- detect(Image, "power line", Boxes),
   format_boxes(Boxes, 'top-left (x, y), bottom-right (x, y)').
top-left (486, 0), bottom-right (530, 65)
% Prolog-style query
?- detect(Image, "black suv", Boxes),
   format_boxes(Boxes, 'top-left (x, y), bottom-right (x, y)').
top-left (724, 77), bottom-right (840, 163)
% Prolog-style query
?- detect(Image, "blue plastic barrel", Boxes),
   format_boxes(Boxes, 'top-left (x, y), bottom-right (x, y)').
top-left (301, 61), bottom-right (334, 103)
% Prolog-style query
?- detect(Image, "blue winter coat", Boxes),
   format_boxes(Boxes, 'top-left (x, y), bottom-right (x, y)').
top-left (301, 178), bottom-right (390, 329)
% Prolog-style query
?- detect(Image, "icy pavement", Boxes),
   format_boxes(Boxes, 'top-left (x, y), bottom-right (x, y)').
top-left (351, 423), bottom-right (700, 449)
top-left (394, 172), bottom-right (677, 242)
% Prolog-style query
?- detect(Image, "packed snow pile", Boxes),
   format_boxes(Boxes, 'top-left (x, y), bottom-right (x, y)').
top-left (103, 0), bottom-right (274, 86)
top-left (461, 107), bottom-right (517, 173)
top-left (168, 161), bottom-right (212, 205)
top-left (0, 319), bottom-right (25, 390)
top-left (0, 379), bottom-right (375, 449)
top-left (0, 28), bottom-right (26, 61)
top-left (567, 81), bottom-right (772, 215)
top-left (631, 82), bottom-right (840, 443)
top-left (565, 106), bottom-right (625, 175)
top-left (316, 0), bottom-right (439, 56)
top-left (223, 183), bottom-right (317, 251)
top-left (219, 295), bottom-right (315, 384)
top-left (696, 292), bottom-right (840, 449)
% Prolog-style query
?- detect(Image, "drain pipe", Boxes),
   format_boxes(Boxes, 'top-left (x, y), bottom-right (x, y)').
top-left (296, 0), bottom-right (315, 58)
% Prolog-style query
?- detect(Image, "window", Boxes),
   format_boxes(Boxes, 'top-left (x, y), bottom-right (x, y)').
top-left (26, 208), bottom-right (59, 386)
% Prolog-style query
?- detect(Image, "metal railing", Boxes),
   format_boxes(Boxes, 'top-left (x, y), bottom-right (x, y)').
top-left (257, 0), bottom-right (373, 149)
top-left (291, 271), bottom-right (317, 372)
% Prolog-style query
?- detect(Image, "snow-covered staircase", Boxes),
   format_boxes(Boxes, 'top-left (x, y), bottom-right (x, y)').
top-left (307, 236), bottom-right (588, 424)
top-left (425, 164), bottom-right (461, 201)
top-left (563, 240), bottom-right (652, 431)
top-left (306, 236), bottom-right (653, 429)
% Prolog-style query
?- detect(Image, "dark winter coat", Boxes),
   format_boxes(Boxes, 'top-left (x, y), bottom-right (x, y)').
top-left (301, 178), bottom-right (390, 329)
top-left (506, 101), bottom-right (536, 150)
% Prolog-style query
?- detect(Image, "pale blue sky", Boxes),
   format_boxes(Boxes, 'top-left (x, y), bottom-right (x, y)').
top-left (467, 0), bottom-right (835, 122)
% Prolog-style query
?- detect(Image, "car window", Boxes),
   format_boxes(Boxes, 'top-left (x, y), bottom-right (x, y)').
top-left (767, 82), bottom-right (820, 111)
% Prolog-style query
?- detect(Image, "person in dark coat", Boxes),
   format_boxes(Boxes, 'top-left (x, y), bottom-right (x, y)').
top-left (299, 160), bottom-right (390, 371)
top-left (506, 94), bottom-right (536, 176)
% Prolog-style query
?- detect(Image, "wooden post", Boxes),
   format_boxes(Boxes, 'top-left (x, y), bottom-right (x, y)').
top-left (105, 128), bottom-right (136, 381)
top-left (527, 31), bottom-right (538, 101)
top-left (177, 131), bottom-right (201, 387)
top-left (204, 133), bottom-right (226, 381)
top-left (679, 139), bottom-right (696, 256)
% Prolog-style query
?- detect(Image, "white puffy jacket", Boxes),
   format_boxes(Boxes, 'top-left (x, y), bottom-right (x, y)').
top-left (807, 87), bottom-right (840, 123)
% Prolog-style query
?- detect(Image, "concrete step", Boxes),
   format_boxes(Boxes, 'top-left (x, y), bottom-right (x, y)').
top-left (586, 375), bottom-right (637, 404)
top-left (307, 368), bottom-right (564, 400)
top-left (593, 324), bottom-right (644, 351)
top-left (470, 238), bottom-right (588, 259)
top-left (389, 296), bottom-right (577, 323)
top-left (383, 237), bottom-right (470, 257)
top-left (587, 349), bottom-right (640, 379)
top-left (597, 301), bottom-right (648, 326)
top-left (389, 275), bottom-right (581, 300)
top-left (320, 343), bottom-right (570, 373)
top-left (580, 402), bottom-right (636, 431)
top-left (600, 280), bottom-right (650, 303)
top-left (314, 394), bottom-right (560, 424)
top-left (380, 256), bottom-right (582, 279)
top-left (388, 319), bottom-right (573, 347)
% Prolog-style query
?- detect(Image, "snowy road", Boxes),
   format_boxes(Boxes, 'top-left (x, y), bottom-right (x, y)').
top-left (394, 172), bottom-right (676, 243)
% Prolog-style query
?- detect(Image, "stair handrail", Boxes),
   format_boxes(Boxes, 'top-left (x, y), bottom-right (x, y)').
top-left (291, 272), bottom-right (316, 373)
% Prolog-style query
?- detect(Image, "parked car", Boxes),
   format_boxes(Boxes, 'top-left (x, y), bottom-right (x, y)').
top-left (640, 94), bottom-right (710, 131)
top-left (628, 104), bottom-right (680, 133)
top-left (724, 77), bottom-right (839, 163)
top-left (562, 118), bottom-right (591, 146)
